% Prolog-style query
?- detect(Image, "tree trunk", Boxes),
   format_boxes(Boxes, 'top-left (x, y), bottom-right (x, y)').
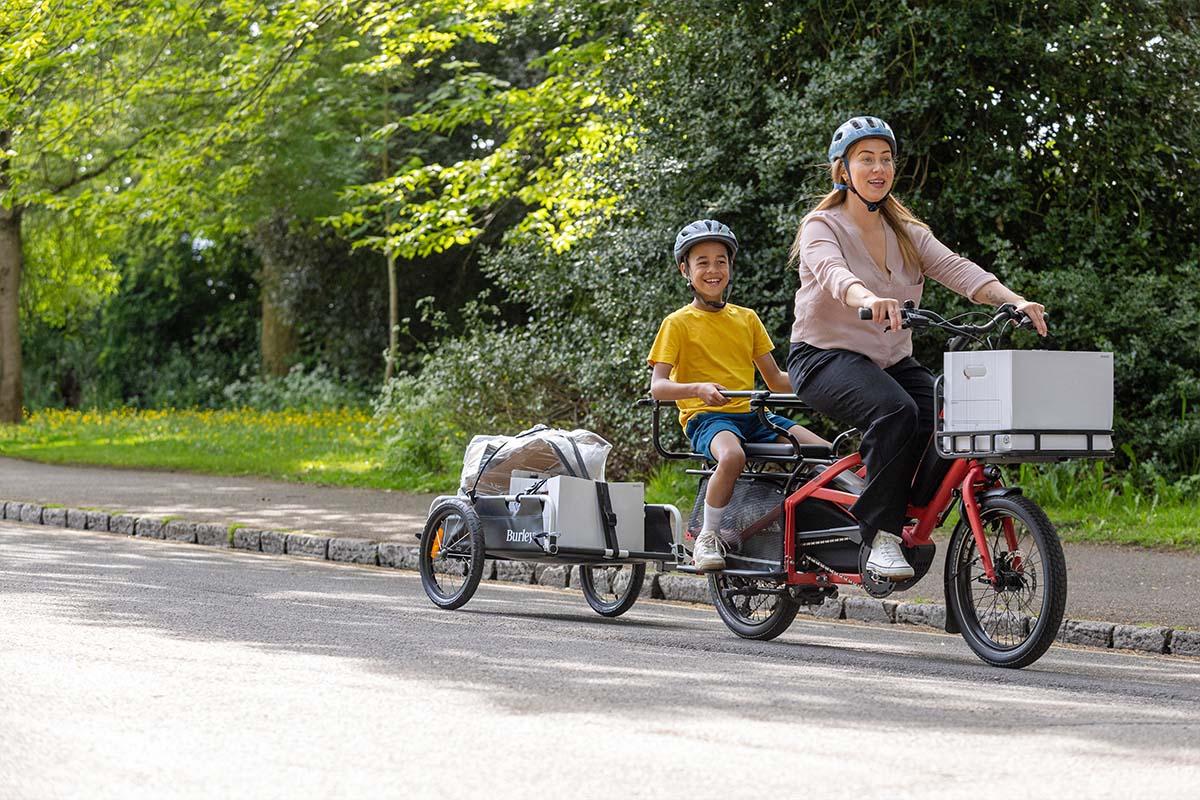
top-left (259, 248), bottom-right (298, 379)
top-left (0, 133), bottom-right (24, 423)
top-left (384, 246), bottom-right (398, 383)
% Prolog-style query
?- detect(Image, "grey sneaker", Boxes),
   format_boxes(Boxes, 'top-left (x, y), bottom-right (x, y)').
top-left (865, 531), bottom-right (915, 580)
top-left (693, 529), bottom-right (726, 572)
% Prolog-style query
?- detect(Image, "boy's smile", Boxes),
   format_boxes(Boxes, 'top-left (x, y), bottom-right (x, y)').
top-left (681, 240), bottom-right (732, 308)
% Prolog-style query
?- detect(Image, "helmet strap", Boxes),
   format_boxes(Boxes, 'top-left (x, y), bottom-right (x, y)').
top-left (838, 157), bottom-right (889, 213)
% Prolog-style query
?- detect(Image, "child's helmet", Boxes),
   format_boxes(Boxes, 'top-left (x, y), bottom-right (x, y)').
top-left (828, 116), bottom-right (898, 162)
top-left (673, 219), bottom-right (739, 265)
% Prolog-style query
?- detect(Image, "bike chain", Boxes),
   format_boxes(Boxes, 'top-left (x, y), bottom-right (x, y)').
top-left (796, 537), bottom-right (858, 585)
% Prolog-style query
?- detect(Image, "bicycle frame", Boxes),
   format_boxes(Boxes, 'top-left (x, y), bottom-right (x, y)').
top-left (781, 450), bottom-right (1007, 587)
top-left (639, 388), bottom-right (1016, 591)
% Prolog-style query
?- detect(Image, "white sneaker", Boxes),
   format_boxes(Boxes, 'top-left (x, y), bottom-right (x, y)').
top-left (865, 531), bottom-right (915, 580)
top-left (693, 529), bottom-right (726, 572)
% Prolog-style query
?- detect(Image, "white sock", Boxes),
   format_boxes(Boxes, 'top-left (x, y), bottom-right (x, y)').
top-left (703, 502), bottom-right (725, 533)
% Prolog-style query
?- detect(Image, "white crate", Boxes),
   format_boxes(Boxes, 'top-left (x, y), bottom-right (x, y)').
top-left (942, 350), bottom-right (1114, 456)
top-left (542, 476), bottom-right (646, 554)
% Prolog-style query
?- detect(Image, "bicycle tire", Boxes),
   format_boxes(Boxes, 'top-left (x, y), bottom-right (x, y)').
top-left (419, 497), bottom-right (486, 610)
top-left (579, 563), bottom-right (646, 617)
top-left (946, 494), bottom-right (1067, 668)
top-left (708, 573), bottom-right (800, 641)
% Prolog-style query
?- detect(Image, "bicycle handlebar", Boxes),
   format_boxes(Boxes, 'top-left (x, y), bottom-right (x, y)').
top-left (636, 390), bottom-right (806, 407)
top-left (857, 302), bottom-right (1039, 338)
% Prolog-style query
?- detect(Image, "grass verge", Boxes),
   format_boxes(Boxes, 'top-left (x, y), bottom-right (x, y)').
top-left (0, 407), bottom-right (416, 489)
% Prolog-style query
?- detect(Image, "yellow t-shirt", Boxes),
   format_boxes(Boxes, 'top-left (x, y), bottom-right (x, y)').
top-left (646, 303), bottom-right (775, 431)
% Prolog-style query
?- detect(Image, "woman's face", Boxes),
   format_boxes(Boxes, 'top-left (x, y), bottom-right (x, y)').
top-left (843, 138), bottom-right (895, 204)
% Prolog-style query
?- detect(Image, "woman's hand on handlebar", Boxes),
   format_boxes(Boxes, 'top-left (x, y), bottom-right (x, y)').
top-left (859, 294), bottom-right (904, 332)
top-left (1013, 299), bottom-right (1049, 336)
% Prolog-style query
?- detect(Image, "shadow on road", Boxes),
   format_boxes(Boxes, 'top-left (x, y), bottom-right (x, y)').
top-left (4, 525), bottom-right (1199, 752)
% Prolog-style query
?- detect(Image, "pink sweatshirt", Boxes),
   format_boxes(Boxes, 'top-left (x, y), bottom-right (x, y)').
top-left (790, 206), bottom-right (997, 368)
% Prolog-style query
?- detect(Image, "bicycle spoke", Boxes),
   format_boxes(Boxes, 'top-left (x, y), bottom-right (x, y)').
top-left (957, 506), bottom-right (1050, 651)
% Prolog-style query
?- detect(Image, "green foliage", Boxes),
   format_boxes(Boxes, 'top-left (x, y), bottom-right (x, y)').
top-left (370, 374), bottom-right (470, 491)
top-left (1017, 460), bottom-right (1199, 549)
top-left (19, 210), bottom-right (121, 327)
top-left (223, 364), bottom-right (367, 411)
top-left (5, 0), bottom-right (1199, 522)
top-left (645, 461), bottom-right (697, 513)
top-left (410, 0), bottom-right (1200, 483)
top-left (21, 231), bottom-right (260, 409)
top-left (329, 2), bottom-right (632, 259)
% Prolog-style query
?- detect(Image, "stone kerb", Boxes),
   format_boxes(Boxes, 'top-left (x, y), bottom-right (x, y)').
top-left (1172, 630), bottom-right (1200, 656)
top-left (286, 533), bottom-right (330, 560)
top-left (1058, 619), bottom-right (1114, 649)
top-left (328, 537), bottom-right (379, 565)
top-left (379, 542), bottom-right (417, 569)
top-left (656, 573), bottom-right (710, 605)
top-left (233, 528), bottom-right (263, 551)
top-left (110, 514), bottom-right (137, 535)
top-left (261, 531), bottom-right (288, 554)
top-left (1112, 624), bottom-right (1170, 654)
top-left (195, 523), bottom-right (230, 548)
top-left (844, 596), bottom-right (896, 624)
top-left (493, 560), bottom-right (536, 583)
top-left (134, 518), bottom-right (166, 539)
top-left (165, 520), bottom-right (197, 543)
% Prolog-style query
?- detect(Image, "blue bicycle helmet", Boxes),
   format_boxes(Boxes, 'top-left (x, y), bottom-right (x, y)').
top-left (828, 116), bottom-right (898, 162)
top-left (828, 116), bottom-right (898, 213)
top-left (673, 219), bottom-right (739, 265)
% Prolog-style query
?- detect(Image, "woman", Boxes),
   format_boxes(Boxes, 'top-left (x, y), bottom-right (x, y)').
top-left (787, 116), bottom-right (1047, 579)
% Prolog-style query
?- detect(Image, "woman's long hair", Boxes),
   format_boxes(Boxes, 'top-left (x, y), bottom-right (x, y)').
top-left (788, 152), bottom-right (929, 270)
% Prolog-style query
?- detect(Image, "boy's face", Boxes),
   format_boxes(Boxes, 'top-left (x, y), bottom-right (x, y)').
top-left (680, 240), bottom-right (731, 304)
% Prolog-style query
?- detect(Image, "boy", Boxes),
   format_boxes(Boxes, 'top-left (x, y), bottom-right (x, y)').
top-left (647, 219), bottom-right (827, 571)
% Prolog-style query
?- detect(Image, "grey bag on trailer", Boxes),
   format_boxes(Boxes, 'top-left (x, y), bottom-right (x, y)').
top-left (460, 425), bottom-right (612, 497)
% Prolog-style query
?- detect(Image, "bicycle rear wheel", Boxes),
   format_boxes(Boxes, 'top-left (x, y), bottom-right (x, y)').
top-left (946, 494), bottom-right (1066, 668)
top-left (419, 497), bottom-right (486, 610)
top-left (708, 573), bottom-right (800, 641)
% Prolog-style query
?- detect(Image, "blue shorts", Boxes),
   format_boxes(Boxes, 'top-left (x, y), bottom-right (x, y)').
top-left (685, 411), bottom-right (800, 461)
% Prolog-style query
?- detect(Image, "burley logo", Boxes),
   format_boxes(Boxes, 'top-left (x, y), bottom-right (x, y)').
top-left (506, 529), bottom-right (537, 544)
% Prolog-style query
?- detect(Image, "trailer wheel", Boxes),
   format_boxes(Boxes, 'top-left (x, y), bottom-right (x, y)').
top-left (419, 498), bottom-right (485, 610)
top-left (579, 563), bottom-right (646, 617)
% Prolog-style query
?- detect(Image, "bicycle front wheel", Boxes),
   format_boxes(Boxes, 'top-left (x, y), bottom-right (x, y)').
top-left (947, 494), bottom-right (1067, 668)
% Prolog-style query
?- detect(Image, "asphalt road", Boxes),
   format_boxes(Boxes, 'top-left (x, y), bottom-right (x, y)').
top-left (2, 522), bottom-right (1199, 799)
top-left (3, 455), bottom-right (1198, 628)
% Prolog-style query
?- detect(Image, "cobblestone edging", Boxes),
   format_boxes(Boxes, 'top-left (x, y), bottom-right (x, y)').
top-left (6, 498), bottom-right (1197, 658)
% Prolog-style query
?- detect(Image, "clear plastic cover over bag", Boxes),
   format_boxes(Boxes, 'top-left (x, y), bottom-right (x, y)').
top-left (460, 425), bottom-right (612, 496)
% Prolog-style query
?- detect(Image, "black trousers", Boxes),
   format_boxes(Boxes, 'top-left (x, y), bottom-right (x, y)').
top-left (787, 343), bottom-right (935, 544)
